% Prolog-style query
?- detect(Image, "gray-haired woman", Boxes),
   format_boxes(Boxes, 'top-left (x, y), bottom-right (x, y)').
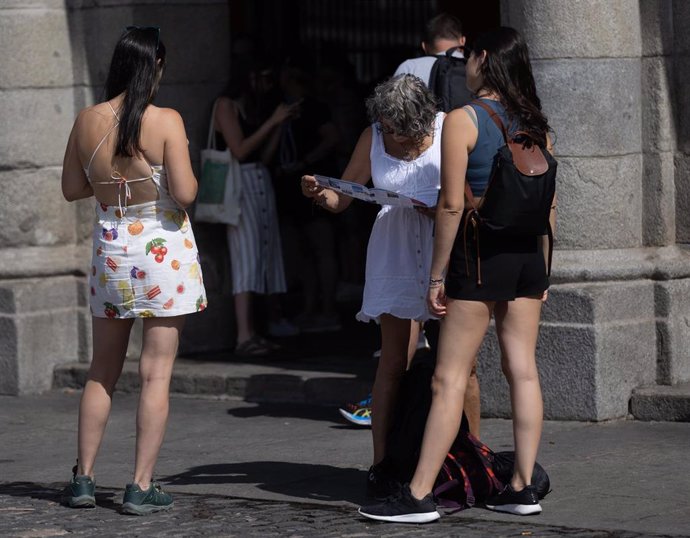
top-left (301, 74), bottom-right (443, 497)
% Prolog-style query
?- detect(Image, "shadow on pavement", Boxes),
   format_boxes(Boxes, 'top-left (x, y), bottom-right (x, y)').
top-left (0, 482), bottom-right (119, 512)
top-left (161, 462), bottom-right (368, 504)
top-left (226, 402), bottom-right (347, 424)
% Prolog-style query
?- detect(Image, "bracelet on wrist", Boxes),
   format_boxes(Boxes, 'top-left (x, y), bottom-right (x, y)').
top-left (429, 277), bottom-right (444, 287)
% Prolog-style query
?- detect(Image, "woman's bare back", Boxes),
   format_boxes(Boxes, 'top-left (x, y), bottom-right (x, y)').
top-left (78, 101), bottom-right (167, 206)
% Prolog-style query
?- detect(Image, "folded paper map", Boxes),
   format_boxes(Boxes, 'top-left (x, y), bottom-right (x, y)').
top-left (314, 175), bottom-right (428, 208)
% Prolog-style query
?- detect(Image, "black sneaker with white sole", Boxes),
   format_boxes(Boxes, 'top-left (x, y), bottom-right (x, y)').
top-left (485, 484), bottom-right (542, 515)
top-left (358, 484), bottom-right (440, 523)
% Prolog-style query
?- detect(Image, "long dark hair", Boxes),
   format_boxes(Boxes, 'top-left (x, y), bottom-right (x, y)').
top-left (104, 27), bottom-right (166, 157)
top-left (472, 27), bottom-right (549, 145)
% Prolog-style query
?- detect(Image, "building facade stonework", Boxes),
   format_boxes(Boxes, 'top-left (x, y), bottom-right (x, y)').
top-left (1, 0), bottom-right (688, 420)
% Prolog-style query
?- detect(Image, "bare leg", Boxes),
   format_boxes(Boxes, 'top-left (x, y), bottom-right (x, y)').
top-left (234, 292), bottom-right (253, 344)
top-left (371, 314), bottom-right (412, 464)
top-left (494, 297), bottom-right (543, 490)
top-left (406, 321), bottom-right (422, 367)
top-left (464, 362), bottom-right (481, 438)
top-left (77, 317), bottom-right (134, 477)
top-left (409, 299), bottom-right (493, 499)
top-left (133, 316), bottom-right (185, 489)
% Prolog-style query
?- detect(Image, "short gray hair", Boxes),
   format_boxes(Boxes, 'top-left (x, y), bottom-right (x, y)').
top-left (366, 74), bottom-right (439, 145)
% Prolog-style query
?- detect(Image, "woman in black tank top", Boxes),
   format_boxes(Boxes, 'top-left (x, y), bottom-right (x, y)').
top-left (359, 27), bottom-right (557, 523)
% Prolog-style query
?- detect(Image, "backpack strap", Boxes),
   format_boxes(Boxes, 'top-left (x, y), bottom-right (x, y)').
top-left (546, 219), bottom-right (554, 277)
top-left (471, 99), bottom-right (508, 142)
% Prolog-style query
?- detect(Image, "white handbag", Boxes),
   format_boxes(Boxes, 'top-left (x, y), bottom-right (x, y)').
top-left (194, 100), bottom-right (242, 225)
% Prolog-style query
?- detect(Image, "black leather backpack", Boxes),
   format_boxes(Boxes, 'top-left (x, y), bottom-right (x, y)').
top-left (463, 99), bottom-right (557, 285)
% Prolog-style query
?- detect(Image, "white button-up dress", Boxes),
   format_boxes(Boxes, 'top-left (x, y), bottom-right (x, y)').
top-left (356, 112), bottom-right (444, 323)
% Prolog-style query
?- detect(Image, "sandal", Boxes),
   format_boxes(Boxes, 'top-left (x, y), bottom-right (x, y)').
top-left (257, 336), bottom-right (281, 352)
top-left (234, 335), bottom-right (272, 357)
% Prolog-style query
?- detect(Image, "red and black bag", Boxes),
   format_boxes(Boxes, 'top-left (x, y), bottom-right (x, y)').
top-left (433, 427), bottom-right (504, 509)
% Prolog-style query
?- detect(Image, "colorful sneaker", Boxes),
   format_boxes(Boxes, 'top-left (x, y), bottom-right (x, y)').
top-left (121, 482), bottom-right (174, 515)
top-left (338, 394), bottom-right (372, 427)
top-left (339, 405), bottom-right (372, 426)
top-left (485, 484), bottom-right (542, 515)
top-left (61, 464), bottom-right (95, 508)
top-left (359, 483), bottom-right (440, 523)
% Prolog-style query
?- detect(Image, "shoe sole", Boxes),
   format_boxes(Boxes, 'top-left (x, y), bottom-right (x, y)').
top-left (63, 495), bottom-right (96, 508)
top-left (338, 408), bottom-right (371, 427)
top-left (485, 502), bottom-right (542, 516)
top-left (358, 508), bottom-right (440, 523)
top-left (121, 501), bottom-right (174, 515)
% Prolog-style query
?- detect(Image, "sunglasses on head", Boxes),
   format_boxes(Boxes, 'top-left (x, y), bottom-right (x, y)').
top-left (124, 25), bottom-right (161, 51)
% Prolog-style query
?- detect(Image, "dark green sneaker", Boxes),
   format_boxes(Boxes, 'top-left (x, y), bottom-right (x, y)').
top-left (121, 482), bottom-right (174, 515)
top-left (61, 464), bottom-right (95, 508)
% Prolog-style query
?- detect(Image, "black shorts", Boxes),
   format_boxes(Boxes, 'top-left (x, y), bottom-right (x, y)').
top-left (445, 213), bottom-right (549, 302)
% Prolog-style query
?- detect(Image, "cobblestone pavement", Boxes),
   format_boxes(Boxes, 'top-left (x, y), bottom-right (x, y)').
top-left (2, 393), bottom-right (689, 537)
top-left (0, 482), bottom-right (665, 538)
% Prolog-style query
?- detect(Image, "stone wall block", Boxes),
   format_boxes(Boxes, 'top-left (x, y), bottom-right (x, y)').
top-left (0, 168), bottom-right (77, 249)
top-left (0, 88), bottom-right (77, 168)
top-left (596, 320), bottom-right (657, 418)
top-left (538, 324), bottom-right (598, 420)
top-left (639, 0), bottom-right (674, 56)
top-left (674, 153), bottom-right (690, 243)
top-left (589, 280), bottom-right (655, 322)
top-left (501, 0), bottom-right (641, 59)
top-left (0, 9), bottom-right (75, 89)
top-left (555, 155), bottom-right (643, 250)
top-left (673, 0), bottom-right (690, 54)
top-left (17, 308), bottom-right (81, 393)
top-left (0, 276), bottom-right (83, 314)
top-left (654, 280), bottom-right (690, 384)
top-left (540, 284), bottom-right (594, 324)
top-left (674, 56), bottom-right (690, 153)
top-left (0, 276), bottom-right (86, 394)
top-left (641, 57), bottom-right (676, 153)
top-left (534, 59), bottom-right (641, 157)
top-left (642, 151), bottom-right (675, 246)
top-left (0, 316), bottom-right (19, 394)
top-left (76, 307), bottom-right (92, 363)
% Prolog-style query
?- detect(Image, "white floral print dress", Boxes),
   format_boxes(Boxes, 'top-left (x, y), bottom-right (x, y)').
top-left (89, 166), bottom-right (207, 318)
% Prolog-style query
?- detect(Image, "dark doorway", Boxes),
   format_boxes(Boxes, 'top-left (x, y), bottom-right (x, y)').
top-left (230, 0), bottom-right (501, 85)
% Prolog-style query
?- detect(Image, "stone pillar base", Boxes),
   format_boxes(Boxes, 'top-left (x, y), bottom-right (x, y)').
top-left (0, 274), bottom-right (90, 395)
top-left (477, 246), bottom-right (690, 421)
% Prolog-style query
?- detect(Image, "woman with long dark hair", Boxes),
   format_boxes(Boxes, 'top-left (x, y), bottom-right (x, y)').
top-left (359, 26), bottom-right (556, 523)
top-left (60, 26), bottom-right (206, 514)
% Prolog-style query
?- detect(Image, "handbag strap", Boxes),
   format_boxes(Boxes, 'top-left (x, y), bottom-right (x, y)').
top-left (206, 99), bottom-right (219, 150)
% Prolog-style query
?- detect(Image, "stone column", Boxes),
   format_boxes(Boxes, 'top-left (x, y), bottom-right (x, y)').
top-left (0, 0), bottom-right (231, 394)
top-left (0, 0), bottom-right (91, 395)
top-left (472, 0), bottom-right (690, 420)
